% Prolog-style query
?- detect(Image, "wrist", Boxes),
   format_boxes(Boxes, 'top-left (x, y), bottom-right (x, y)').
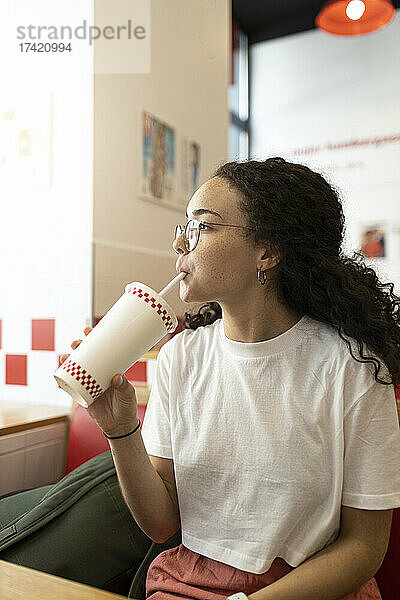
top-left (103, 419), bottom-right (141, 440)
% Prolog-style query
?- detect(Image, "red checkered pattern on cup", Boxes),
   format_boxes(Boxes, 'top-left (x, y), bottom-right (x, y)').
top-left (60, 357), bottom-right (104, 401)
top-left (126, 285), bottom-right (175, 333)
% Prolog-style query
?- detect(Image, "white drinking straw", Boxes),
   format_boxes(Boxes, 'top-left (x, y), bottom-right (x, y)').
top-left (159, 271), bottom-right (187, 297)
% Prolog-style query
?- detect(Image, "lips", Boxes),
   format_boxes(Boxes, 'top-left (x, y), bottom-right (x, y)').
top-left (176, 264), bottom-right (190, 274)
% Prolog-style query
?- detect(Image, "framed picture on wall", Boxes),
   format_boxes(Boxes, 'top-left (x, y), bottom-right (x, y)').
top-left (181, 137), bottom-right (201, 200)
top-left (138, 109), bottom-right (185, 212)
top-left (359, 221), bottom-right (386, 259)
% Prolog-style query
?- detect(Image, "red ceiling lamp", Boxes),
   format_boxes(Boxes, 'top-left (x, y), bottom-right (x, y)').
top-left (316, 0), bottom-right (395, 36)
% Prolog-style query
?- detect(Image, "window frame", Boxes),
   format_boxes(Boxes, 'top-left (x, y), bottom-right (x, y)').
top-left (229, 21), bottom-right (249, 161)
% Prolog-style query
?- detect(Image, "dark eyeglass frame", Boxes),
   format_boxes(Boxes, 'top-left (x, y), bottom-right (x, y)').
top-left (174, 218), bottom-right (253, 253)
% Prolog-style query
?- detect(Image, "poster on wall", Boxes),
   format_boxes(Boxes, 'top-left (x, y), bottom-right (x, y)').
top-left (359, 222), bottom-right (386, 259)
top-left (181, 137), bottom-right (201, 199)
top-left (0, 94), bottom-right (52, 193)
top-left (139, 110), bottom-right (181, 209)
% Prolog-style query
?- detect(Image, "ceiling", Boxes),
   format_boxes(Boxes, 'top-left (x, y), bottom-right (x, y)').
top-left (232, 0), bottom-right (400, 44)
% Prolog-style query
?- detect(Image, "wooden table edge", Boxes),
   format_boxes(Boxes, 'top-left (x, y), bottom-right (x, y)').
top-left (0, 559), bottom-right (137, 600)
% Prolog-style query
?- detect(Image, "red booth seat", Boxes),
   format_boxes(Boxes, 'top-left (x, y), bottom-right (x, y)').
top-left (65, 403), bottom-right (148, 475)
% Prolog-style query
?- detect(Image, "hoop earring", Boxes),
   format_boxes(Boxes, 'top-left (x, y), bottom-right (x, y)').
top-left (257, 266), bottom-right (267, 285)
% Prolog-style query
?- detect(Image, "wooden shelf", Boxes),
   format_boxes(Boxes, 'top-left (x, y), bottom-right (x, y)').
top-left (142, 349), bottom-right (159, 359)
top-left (0, 402), bottom-right (70, 436)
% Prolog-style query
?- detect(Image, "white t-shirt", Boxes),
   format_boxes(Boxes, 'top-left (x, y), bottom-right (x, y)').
top-left (140, 314), bottom-right (400, 574)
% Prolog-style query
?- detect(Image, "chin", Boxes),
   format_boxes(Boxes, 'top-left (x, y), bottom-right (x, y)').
top-left (179, 283), bottom-right (206, 304)
top-left (179, 276), bottom-right (221, 305)
top-left (181, 293), bottom-right (218, 306)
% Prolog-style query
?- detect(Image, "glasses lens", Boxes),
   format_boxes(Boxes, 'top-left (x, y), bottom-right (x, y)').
top-left (186, 220), bottom-right (199, 251)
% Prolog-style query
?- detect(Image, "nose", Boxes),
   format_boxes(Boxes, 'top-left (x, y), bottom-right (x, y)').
top-left (172, 229), bottom-right (189, 255)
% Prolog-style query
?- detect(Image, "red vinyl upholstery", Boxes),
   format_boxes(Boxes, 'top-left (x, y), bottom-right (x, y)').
top-left (64, 403), bottom-right (148, 474)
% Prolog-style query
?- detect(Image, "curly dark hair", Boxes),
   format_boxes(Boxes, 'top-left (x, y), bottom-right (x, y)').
top-left (181, 157), bottom-right (400, 389)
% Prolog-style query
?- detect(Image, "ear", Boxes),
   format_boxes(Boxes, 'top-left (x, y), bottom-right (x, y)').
top-left (259, 242), bottom-right (280, 270)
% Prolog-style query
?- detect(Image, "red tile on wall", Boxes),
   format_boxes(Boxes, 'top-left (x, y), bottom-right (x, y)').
top-left (32, 319), bottom-right (55, 351)
top-left (6, 355), bottom-right (28, 385)
top-left (125, 361), bottom-right (147, 383)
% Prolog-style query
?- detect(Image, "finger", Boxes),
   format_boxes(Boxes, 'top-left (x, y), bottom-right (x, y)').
top-left (112, 375), bottom-right (136, 398)
top-left (112, 374), bottom-right (134, 390)
top-left (71, 339), bottom-right (82, 350)
top-left (112, 374), bottom-right (124, 387)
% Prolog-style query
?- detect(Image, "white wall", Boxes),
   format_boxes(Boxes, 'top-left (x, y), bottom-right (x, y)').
top-left (0, 0), bottom-right (230, 407)
top-left (250, 11), bottom-right (400, 293)
top-left (0, 1), bottom-right (93, 407)
top-left (93, 0), bottom-right (230, 328)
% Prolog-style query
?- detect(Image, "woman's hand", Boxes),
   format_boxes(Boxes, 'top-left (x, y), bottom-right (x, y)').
top-left (60, 326), bottom-right (139, 437)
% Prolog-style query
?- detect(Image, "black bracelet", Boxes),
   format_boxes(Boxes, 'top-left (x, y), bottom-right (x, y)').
top-left (103, 419), bottom-right (141, 439)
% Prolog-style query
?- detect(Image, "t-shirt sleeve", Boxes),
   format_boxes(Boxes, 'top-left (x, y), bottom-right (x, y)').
top-left (140, 342), bottom-right (173, 459)
top-left (342, 379), bottom-right (400, 509)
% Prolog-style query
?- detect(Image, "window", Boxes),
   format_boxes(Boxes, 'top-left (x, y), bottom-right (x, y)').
top-left (228, 22), bottom-right (249, 161)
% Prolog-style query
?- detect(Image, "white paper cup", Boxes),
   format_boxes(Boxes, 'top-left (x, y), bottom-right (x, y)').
top-left (54, 281), bottom-right (178, 408)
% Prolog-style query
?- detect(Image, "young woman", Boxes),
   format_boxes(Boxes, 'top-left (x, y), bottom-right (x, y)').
top-left (66, 158), bottom-right (400, 600)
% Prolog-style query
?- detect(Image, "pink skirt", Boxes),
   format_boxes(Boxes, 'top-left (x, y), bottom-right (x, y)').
top-left (146, 543), bottom-right (382, 600)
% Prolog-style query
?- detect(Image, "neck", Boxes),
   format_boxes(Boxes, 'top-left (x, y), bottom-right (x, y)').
top-left (220, 300), bottom-right (304, 343)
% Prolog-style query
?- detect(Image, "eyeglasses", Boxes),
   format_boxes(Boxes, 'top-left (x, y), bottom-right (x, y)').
top-left (174, 218), bottom-right (253, 253)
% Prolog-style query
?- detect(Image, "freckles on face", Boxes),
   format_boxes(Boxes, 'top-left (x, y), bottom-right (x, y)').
top-left (193, 229), bottom-right (251, 286)
top-left (184, 176), bottom-right (255, 286)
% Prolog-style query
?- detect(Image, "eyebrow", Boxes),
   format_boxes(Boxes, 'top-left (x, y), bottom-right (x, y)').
top-left (185, 208), bottom-right (223, 220)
